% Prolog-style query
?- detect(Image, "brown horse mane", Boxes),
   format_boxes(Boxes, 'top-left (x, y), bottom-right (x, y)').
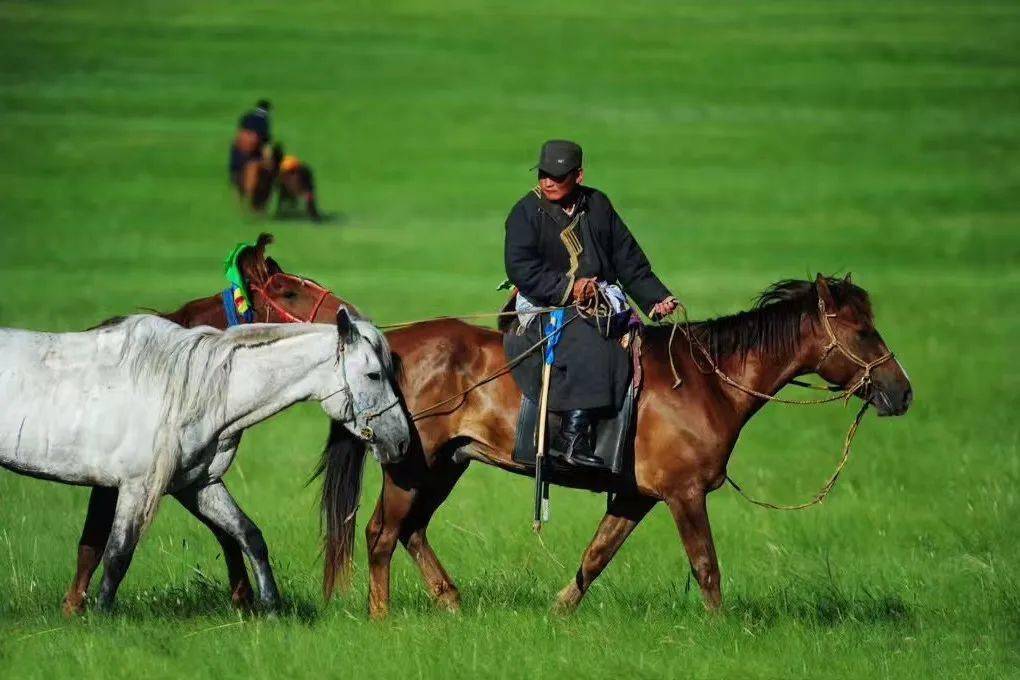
top-left (237, 232), bottom-right (277, 286)
top-left (666, 276), bottom-right (872, 361)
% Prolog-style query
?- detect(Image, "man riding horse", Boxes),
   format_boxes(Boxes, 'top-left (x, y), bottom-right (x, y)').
top-left (229, 99), bottom-right (272, 190)
top-left (504, 140), bottom-right (679, 467)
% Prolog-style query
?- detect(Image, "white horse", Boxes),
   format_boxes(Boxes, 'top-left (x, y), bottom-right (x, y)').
top-left (0, 309), bottom-right (409, 612)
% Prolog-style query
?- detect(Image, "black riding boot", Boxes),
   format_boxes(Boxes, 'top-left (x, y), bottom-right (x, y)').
top-left (552, 409), bottom-right (603, 467)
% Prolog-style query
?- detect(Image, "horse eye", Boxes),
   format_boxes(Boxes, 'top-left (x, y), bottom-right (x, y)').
top-left (367, 372), bottom-right (382, 381)
top-left (283, 290), bottom-right (298, 299)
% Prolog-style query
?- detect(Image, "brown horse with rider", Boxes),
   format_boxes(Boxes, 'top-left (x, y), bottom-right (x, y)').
top-left (317, 273), bottom-right (910, 617)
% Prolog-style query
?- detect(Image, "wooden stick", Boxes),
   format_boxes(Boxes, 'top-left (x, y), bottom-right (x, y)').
top-left (533, 360), bottom-right (552, 532)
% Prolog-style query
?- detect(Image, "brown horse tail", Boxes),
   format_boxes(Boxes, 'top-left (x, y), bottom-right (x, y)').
top-left (314, 420), bottom-right (367, 600)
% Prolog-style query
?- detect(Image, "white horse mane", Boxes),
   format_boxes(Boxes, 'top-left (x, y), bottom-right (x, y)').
top-left (102, 314), bottom-right (389, 528)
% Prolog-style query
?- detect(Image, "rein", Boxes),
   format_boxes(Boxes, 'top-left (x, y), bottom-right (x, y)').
top-left (408, 309), bottom-right (584, 421)
top-left (664, 297), bottom-right (895, 406)
top-left (377, 307), bottom-right (561, 331)
top-left (662, 296), bottom-right (896, 510)
top-left (248, 274), bottom-right (332, 323)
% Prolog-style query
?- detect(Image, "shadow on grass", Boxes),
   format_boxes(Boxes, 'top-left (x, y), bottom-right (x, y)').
top-left (110, 573), bottom-right (321, 623)
top-left (387, 568), bottom-right (914, 628)
top-left (726, 585), bottom-right (912, 627)
top-left (272, 210), bottom-right (347, 226)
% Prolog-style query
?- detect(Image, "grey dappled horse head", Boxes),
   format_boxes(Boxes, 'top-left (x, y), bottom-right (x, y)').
top-left (0, 310), bottom-right (409, 612)
top-left (325, 309), bottom-right (408, 464)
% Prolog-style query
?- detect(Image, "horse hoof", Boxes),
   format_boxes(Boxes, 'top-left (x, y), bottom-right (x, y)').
top-left (551, 584), bottom-right (582, 616)
top-left (551, 600), bottom-right (578, 616)
top-left (231, 589), bottom-right (255, 612)
top-left (259, 601), bottom-right (282, 618)
top-left (436, 590), bottom-right (461, 614)
top-left (61, 598), bottom-right (86, 618)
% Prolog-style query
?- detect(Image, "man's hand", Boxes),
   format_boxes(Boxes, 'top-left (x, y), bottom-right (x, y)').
top-left (571, 277), bottom-right (598, 304)
top-left (650, 296), bottom-right (680, 320)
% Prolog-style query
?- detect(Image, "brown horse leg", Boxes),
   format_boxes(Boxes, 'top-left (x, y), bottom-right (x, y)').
top-left (399, 459), bottom-right (469, 612)
top-left (553, 492), bottom-right (657, 614)
top-left (175, 497), bottom-right (254, 610)
top-left (666, 492), bottom-right (722, 612)
top-left (365, 470), bottom-right (417, 619)
top-left (62, 486), bottom-right (117, 616)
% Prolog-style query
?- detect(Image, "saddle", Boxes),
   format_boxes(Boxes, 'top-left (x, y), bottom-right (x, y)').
top-left (511, 383), bottom-right (637, 477)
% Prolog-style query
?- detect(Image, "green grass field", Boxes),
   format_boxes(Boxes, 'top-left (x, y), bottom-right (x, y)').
top-left (1, 1), bottom-right (1018, 677)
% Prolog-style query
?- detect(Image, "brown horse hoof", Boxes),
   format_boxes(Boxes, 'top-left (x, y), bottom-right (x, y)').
top-left (368, 606), bottom-right (390, 621)
top-left (61, 596), bottom-right (87, 618)
top-left (435, 589), bottom-right (461, 613)
top-left (551, 583), bottom-right (582, 615)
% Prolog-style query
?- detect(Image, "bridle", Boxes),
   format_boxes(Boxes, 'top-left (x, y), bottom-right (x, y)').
top-left (328, 327), bottom-right (403, 445)
top-left (247, 273), bottom-right (332, 323)
top-left (246, 274), bottom-right (399, 442)
top-left (814, 297), bottom-right (895, 399)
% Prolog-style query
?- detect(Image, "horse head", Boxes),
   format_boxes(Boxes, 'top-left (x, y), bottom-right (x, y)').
top-left (237, 233), bottom-right (363, 322)
top-left (812, 274), bottom-right (912, 416)
top-left (321, 308), bottom-right (409, 463)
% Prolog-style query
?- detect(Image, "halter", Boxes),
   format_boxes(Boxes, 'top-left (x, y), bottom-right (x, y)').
top-left (814, 297), bottom-right (895, 399)
top-left (329, 326), bottom-right (403, 444)
top-left (247, 273), bottom-right (332, 323)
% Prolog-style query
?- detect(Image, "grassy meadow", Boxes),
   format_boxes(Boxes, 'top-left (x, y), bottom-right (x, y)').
top-left (0, 1), bottom-right (1017, 677)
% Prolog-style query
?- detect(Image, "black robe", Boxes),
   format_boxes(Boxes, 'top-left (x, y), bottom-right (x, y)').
top-left (503, 186), bottom-right (671, 411)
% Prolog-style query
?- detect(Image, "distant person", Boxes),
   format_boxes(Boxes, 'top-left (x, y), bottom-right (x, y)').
top-left (274, 145), bottom-right (322, 222)
top-left (229, 99), bottom-right (272, 190)
top-left (239, 144), bottom-right (276, 214)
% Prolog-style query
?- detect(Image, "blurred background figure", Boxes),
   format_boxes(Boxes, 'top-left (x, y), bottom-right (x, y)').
top-left (274, 145), bottom-right (322, 222)
top-left (237, 143), bottom-right (323, 223)
top-left (229, 99), bottom-right (272, 191)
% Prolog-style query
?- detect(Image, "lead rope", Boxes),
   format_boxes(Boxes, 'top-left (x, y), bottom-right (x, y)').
top-left (724, 401), bottom-right (869, 510)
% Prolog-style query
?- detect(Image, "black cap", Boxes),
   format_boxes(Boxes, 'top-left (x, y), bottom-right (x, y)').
top-left (533, 139), bottom-right (582, 175)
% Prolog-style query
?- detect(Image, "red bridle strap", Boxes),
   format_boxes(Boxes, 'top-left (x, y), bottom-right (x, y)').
top-left (248, 274), bottom-right (333, 323)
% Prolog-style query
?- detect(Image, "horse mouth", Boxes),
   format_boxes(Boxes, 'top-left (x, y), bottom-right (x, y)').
top-left (871, 390), bottom-right (895, 415)
top-left (853, 383), bottom-right (897, 416)
top-left (867, 387), bottom-right (911, 417)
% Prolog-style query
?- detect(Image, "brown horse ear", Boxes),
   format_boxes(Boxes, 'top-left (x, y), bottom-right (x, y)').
top-left (843, 272), bottom-right (853, 284)
top-left (239, 233), bottom-right (275, 286)
top-left (816, 273), bottom-right (836, 310)
top-left (265, 256), bottom-right (284, 276)
top-left (254, 232), bottom-right (274, 256)
top-left (336, 307), bottom-right (357, 344)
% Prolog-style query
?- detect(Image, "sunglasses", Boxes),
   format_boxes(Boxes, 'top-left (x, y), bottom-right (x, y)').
top-left (538, 169), bottom-right (577, 183)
